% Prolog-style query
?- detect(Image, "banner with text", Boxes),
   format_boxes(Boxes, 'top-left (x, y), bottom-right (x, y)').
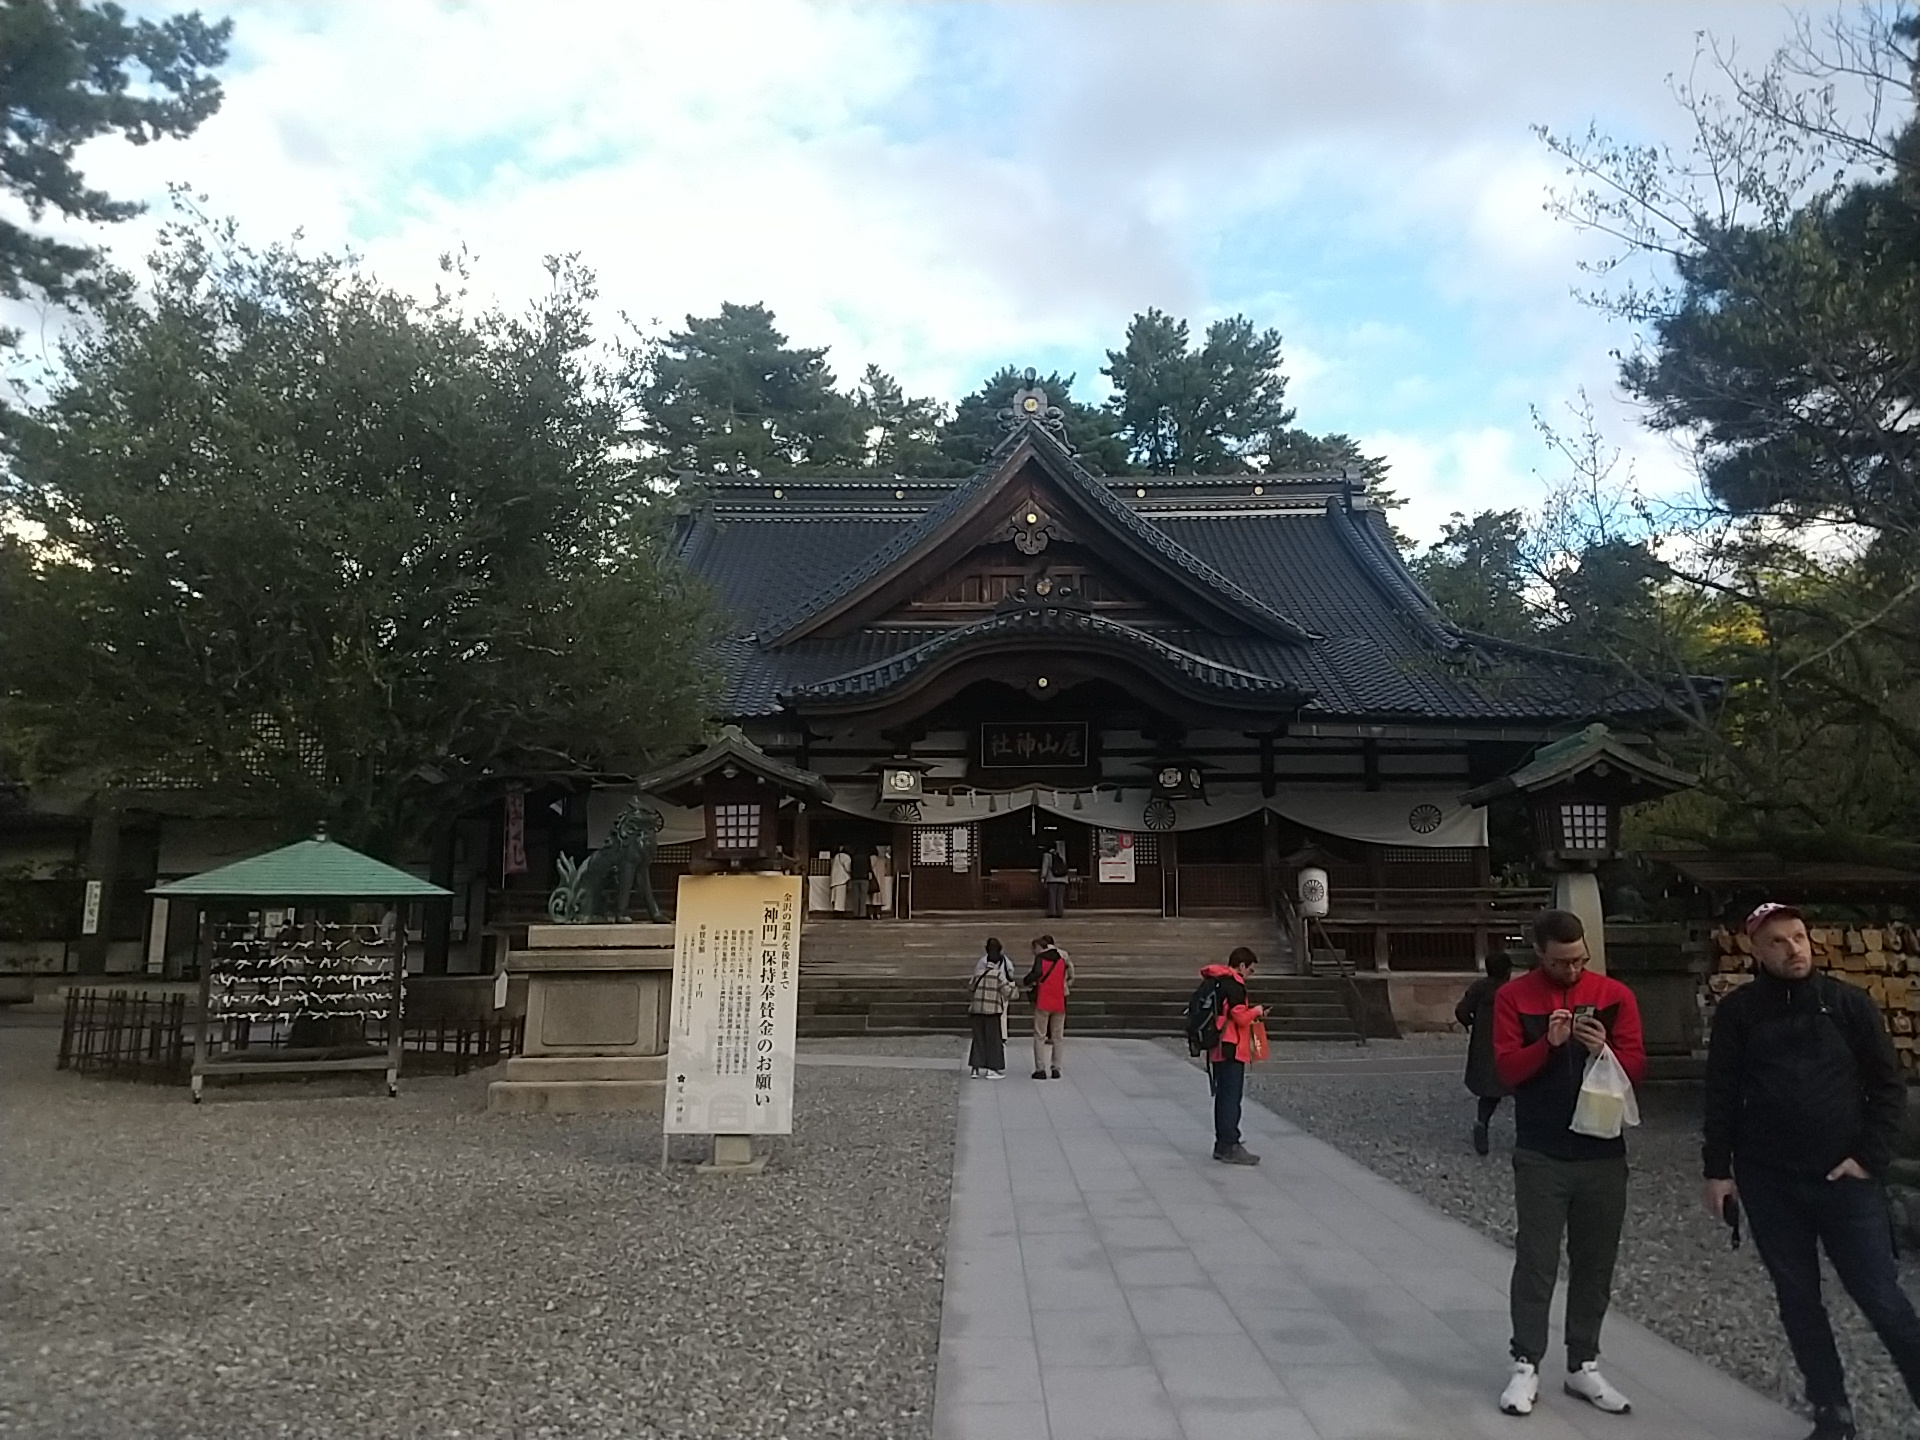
top-left (665, 874), bottom-right (802, 1137)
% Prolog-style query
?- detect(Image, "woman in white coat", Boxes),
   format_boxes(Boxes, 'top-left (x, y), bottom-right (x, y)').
top-left (967, 938), bottom-right (1017, 1078)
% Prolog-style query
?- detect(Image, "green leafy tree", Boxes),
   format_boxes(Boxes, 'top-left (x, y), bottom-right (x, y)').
top-left (1264, 428), bottom-right (1388, 484)
top-left (1410, 510), bottom-right (1539, 641)
top-left (0, 220), bottom-right (713, 857)
top-left (1532, 9), bottom-right (1920, 860)
top-left (854, 363), bottom-right (948, 475)
top-left (1545, 11), bottom-right (1920, 553)
top-left (1, 0), bottom-right (230, 335)
top-left (937, 364), bottom-right (1129, 474)
top-left (633, 302), bottom-right (865, 478)
top-left (1101, 308), bottom-right (1296, 473)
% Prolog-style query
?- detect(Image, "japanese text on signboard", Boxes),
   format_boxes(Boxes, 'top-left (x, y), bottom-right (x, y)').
top-left (979, 722), bottom-right (1089, 769)
top-left (665, 874), bottom-right (801, 1136)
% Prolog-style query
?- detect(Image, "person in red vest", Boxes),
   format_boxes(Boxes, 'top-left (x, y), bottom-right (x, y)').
top-left (1198, 946), bottom-right (1267, 1165)
top-left (1491, 909), bottom-right (1645, 1419)
top-left (1024, 936), bottom-right (1073, 1078)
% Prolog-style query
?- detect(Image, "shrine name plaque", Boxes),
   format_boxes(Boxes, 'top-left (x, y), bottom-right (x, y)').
top-left (979, 722), bottom-right (1090, 770)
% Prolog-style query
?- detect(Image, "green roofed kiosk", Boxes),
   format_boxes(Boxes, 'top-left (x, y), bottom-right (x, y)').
top-left (150, 829), bottom-right (451, 1102)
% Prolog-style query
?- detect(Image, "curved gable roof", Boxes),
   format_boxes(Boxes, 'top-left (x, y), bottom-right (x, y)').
top-left (754, 422), bottom-right (1319, 647)
top-left (783, 606), bottom-right (1312, 713)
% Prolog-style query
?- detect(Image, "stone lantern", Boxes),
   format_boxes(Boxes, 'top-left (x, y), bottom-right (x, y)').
top-left (637, 726), bottom-right (835, 872)
top-left (1460, 724), bottom-right (1694, 974)
top-left (488, 729), bottom-right (831, 1115)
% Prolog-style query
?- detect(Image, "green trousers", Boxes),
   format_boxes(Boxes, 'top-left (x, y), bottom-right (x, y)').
top-left (1509, 1148), bottom-right (1629, 1368)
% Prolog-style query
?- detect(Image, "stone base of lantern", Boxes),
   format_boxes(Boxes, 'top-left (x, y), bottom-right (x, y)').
top-left (486, 923), bottom-right (674, 1114)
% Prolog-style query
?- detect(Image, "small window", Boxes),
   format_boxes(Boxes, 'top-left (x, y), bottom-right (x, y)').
top-left (1559, 803), bottom-right (1610, 851)
top-left (712, 803), bottom-right (762, 853)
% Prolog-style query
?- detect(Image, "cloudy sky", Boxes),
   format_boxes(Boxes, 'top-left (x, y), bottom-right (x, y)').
top-left (22, 2), bottom-right (1837, 542)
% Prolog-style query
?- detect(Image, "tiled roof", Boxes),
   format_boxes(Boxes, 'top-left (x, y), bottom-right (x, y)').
top-left (749, 424), bottom-right (1317, 646)
top-left (673, 441), bottom-right (1677, 726)
top-left (785, 608), bottom-right (1308, 709)
top-left (631, 725), bottom-right (835, 801)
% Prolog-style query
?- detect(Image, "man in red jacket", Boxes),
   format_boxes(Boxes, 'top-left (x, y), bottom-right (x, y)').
top-left (1491, 909), bottom-right (1645, 1419)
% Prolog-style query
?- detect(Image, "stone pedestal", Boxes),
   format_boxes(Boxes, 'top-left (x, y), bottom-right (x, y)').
top-left (1604, 922), bottom-right (1701, 1058)
top-left (487, 923), bottom-right (674, 1114)
top-left (698, 1133), bottom-right (767, 1173)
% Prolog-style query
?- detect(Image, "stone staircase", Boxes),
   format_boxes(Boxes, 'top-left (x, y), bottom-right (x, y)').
top-left (797, 913), bottom-right (1366, 1043)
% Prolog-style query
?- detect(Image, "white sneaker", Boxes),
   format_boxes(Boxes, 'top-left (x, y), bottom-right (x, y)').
top-left (1499, 1360), bottom-right (1539, 1416)
top-left (1563, 1362), bottom-right (1630, 1413)
top-left (985, 1070), bottom-right (1004, 1081)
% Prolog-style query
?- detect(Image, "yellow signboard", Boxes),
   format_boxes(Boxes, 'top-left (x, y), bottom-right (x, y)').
top-left (664, 873), bottom-right (803, 1136)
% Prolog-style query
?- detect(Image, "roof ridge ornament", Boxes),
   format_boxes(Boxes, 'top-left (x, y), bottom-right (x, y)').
top-left (998, 367), bottom-right (1067, 439)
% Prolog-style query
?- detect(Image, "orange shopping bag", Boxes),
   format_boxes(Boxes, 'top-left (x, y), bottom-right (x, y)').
top-left (1244, 1018), bottom-right (1270, 1063)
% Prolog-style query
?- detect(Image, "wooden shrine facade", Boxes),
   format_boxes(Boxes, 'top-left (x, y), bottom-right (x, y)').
top-left (633, 407), bottom-right (1675, 970)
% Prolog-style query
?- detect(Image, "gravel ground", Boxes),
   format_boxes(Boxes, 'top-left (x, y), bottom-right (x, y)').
top-left (0, 1023), bottom-right (956, 1440)
top-left (1234, 1034), bottom-right (1920, 1440)
top-left (796, 1036), bottom-right (965, 1059)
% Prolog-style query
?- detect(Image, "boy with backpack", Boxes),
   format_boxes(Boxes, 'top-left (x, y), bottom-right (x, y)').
top-left (1188, 947), bottom-right (1267, 1164)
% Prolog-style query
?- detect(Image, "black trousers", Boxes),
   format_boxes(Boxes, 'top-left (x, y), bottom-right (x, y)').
top-left (1476, 1095), bottom-right (1503, 1126)
top-left (1740, 1163), bottom-right (1920, 1410)
top-left (966, 1013), bottom-right (1006, 1073)
top-left (1510, 1149), bottom-right (1628, 1368)
top-left (1044, 882), bottom-right (1066, 918)
top-left (1209, 1058), bottom-right (1245, 1152)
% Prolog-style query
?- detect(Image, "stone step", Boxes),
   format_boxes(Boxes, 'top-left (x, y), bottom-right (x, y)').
top-left (794, 983), bottom-right (1351, 1006)
top-left (805, 999), bottom-right (1351, 1022)
top-left (796, 1016), bottom-right (1362, 1039)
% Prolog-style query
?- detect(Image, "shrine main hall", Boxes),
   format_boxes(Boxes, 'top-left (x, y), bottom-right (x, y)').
top-left (633, 395), bottom-right (1667, 974)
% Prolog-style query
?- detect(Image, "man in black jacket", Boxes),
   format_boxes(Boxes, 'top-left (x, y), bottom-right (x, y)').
top-left (1703, 902), bottom-right (1920, 1440)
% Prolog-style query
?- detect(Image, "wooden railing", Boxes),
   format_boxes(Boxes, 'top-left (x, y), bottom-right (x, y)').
top-left (1324, 886), bottom-right (1550, 926)
top-left (1317, 886), bottom-right (1550, 973)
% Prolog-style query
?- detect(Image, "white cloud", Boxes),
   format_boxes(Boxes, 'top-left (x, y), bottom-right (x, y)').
top-left (1367, 425), bottom-right (1539, 542)
top-left (12, 0), bottom-right (1839, 534)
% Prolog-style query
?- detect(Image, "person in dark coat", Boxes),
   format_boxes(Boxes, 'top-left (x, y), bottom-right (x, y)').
top-left (1703, 903), bottom-right (1920, 1440)
top-left (1456, 949), bottom-right (1514, 1156)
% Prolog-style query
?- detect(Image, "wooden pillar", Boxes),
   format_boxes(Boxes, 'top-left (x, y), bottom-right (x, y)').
top-left (423, 821), bottom-right (455, 975)
top-left (793, 804), bottom-right (811, 879)
top-left (1162, 830), bottom-right (1180, 917)
top-left (190, 909), bottom-right (212, 1102)
top-left (892, 823), bottom-right (913, 918)
top-left (386, 903), bottom-right (405, 1097)
top-left (76, 803), bottom-right (121, 976)
top-left (1261, 810), bottom-right (1282, 910)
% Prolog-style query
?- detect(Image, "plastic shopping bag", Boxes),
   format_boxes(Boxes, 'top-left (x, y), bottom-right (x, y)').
top-left (1244, 1019), bottom-right (1271, 1064)
top-left (1569, 1044), bottom-right (1640, 1139)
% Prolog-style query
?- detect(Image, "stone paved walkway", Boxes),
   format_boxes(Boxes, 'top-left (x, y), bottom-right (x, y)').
top-left (932, 1038), bottom-right (1803, 1440)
